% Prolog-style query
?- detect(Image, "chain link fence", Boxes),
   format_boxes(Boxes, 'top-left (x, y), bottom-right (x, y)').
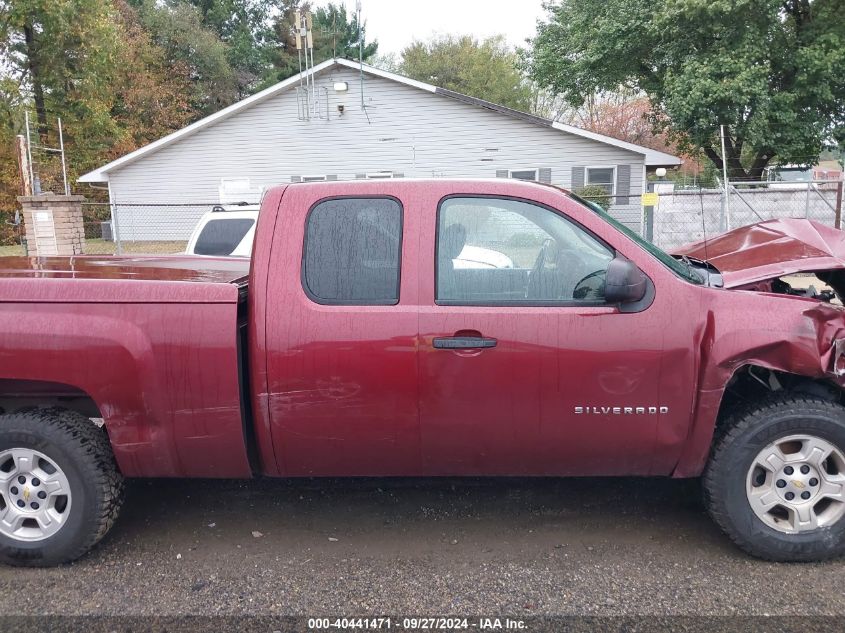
top-left (0, 202), bottom-right (217, 256)
top-left (91, 202), bottom-right (214, 255)
top-left (0, 207), bottom-right (25, 256)
top-left (648, 180), bottom-right (844, 250)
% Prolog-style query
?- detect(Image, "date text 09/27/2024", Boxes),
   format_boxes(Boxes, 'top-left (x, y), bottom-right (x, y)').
top-left (307, 617), bottom-right (527, 630)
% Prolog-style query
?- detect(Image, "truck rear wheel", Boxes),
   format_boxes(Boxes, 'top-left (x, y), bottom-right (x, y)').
top-left (0, 409), bottom-right (124, 566)
top-left (704, 395), bottom-right (845, 561)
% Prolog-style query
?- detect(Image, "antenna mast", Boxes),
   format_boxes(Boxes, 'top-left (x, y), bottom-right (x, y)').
top-left (357, 0), bottom-right (364, 111)
top-left (295, 9), bottom-right (306, 118)
top-left (23, 111), bottom-right (69, 195)
top-left (294, 8), bottom-right (323, 121)
top-left (307, 10), bottom-right (315, 112)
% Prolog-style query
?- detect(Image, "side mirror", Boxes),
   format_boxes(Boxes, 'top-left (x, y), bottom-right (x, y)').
top-left (604, 256), bottom-right (647, 304)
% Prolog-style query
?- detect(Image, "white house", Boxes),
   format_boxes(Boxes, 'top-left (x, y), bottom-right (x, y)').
top-left (79, 58), bottom-right (680, 241)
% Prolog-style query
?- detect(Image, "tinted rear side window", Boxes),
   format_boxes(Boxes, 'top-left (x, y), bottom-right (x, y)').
top-left (303, 197), bottom-right (403, 305)
top-left (194, 218), bottom-right (255, 255)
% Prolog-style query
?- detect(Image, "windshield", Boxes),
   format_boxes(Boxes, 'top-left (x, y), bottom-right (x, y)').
top-left (566, 193), bottom-right (704, 285)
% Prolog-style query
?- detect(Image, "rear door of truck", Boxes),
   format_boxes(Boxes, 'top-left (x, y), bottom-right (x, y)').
top-left (262, 185), bottom-right (421, 476)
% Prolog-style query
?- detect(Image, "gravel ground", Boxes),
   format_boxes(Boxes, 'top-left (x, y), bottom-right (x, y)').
top-left (0, 476), bottom-right (844, 619)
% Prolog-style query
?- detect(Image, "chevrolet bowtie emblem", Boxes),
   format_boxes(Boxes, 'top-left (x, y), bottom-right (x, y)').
top-left (22, 487), bottom-right (30, 502)
top-left (793, 480), bottom-right (805, 489)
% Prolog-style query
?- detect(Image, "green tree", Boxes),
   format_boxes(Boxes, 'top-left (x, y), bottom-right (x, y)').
top-left (184, 0), bottom-right (275, 97)
top-left (400, 35), bottom-right (533, 112)
top-left (0, 0), bottom-right (218, 204)
top-left (0, 0), bottom-right (126, 196)
top-left (109, 1), bottom-right (193, 155)
top-left (0, 77), bottom-right (27, 241)
top-left (0, 0), bottom-right (120, 141)
top-left (528, 0), bottom-right (845, 181)
top-left (312, 3), bottom-right (377, 62)
top-left (133, 0), bottom-right (238, 115)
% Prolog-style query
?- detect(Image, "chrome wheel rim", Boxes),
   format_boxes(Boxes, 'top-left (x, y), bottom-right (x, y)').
top-left (0, 448), bottom-right (72, 542)
top-left (746, 434), bottom-right (845, 533)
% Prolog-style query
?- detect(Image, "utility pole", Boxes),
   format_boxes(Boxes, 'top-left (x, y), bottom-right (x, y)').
top-left (58, 117), bottom-right (69, 195)
top-left (838, 149), bottom-right (845, 229)
top-left (24, 111), bottom-right (35, 194)
top-left (15, 135), bottom-right (32, 196)
top-left (332, 10), bottom-right (337, 58)
top-left (720, 124), bottom-right (731, 230)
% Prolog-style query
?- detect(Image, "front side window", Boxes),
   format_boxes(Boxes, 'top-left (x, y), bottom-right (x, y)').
top-left (586, 167), bottom-right (616, 195)
top-left (303, 197), bottom-right (403, 305)
top-left (436, 197), bottom-right (614, 305)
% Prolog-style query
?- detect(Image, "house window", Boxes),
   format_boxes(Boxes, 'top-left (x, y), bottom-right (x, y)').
top-left (508, 169), bottom-right (539, 181)
top-left (366, 171), bottom-right (395, 179)
top-left (585, 167), bottom-right (616, 195)
top-left (301, 175), bottom-right (328, 182)
top-left (302, 197), bottom-right (403, 305)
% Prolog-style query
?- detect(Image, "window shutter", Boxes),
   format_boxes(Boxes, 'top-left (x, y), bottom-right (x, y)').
top-left (538, 168), bottom-right (552, 184)
top-left (326, 174), bottom-right (338, 181)
top-left (571, 166), bottom-right (585, 190)
top-left (290, 175), bottom-right (302, 183)
top-left (495, 170), bottom-right (508, 178)
top-left (354, 173), bottom-right (366, 179)
top-left (616, 165), bottom-right (631, 205)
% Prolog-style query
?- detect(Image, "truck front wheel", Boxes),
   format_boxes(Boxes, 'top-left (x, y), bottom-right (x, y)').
top-left (0, 409), bottom-right (124, 566)
top-left (705, 395), bottom-right (845, 561)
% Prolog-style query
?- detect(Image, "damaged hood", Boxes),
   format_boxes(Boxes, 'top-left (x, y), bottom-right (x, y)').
top-left (673, 218), bottom-right (845, 288)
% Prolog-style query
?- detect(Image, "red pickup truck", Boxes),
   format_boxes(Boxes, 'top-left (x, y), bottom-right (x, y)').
top-left (3, 178), bottom-right (845, 566)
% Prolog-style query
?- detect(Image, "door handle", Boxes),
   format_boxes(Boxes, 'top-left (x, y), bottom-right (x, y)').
top-left (432, 336), bottom-right (498, 349)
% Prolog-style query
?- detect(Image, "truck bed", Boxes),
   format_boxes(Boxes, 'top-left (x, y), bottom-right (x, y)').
top-left (0, 255), bottom-right (249, 303)
top-left (0, 254), bottom-right (253, 478)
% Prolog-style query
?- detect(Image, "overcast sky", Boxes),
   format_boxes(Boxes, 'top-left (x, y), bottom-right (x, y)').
top-left (352, 0), bottom-right (548, 56)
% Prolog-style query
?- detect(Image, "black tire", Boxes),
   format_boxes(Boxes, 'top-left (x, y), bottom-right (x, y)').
top-left (704, 395), bottom-right (845, 562)
top-left (0, 408), bottom-right (124, 566)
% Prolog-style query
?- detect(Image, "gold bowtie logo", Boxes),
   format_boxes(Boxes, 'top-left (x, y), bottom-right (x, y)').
top-left (792, 480), bottom-right (805, 489)
top-left (22, 487), bottom-right (30, 502)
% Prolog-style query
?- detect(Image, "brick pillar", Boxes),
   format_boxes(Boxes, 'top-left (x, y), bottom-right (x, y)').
top-left (17, 194), bottom-right (86, 256)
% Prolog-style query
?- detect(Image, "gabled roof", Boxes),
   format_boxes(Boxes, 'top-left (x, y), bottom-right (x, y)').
top-left (79, 58), bottom-right (680, 183)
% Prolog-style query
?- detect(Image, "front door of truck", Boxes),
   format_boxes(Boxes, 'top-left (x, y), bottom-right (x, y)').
top-left (418, 194), bottom-right (668, 476)
top-left (263, 188), bottom-right (420, 476)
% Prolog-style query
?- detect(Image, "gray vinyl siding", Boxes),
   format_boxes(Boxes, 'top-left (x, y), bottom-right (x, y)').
top-left (106, 66), bottom-right (646, 239)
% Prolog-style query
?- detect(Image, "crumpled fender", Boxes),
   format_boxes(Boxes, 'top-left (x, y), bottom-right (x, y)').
top-left (672, 292), bottom-right (845, 477)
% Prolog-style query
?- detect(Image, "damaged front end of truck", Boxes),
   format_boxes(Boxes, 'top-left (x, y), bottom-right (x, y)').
top-left (676, 218), bottom-right (845, 381)
top-left (671, 219), bottom-right (845, 476)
